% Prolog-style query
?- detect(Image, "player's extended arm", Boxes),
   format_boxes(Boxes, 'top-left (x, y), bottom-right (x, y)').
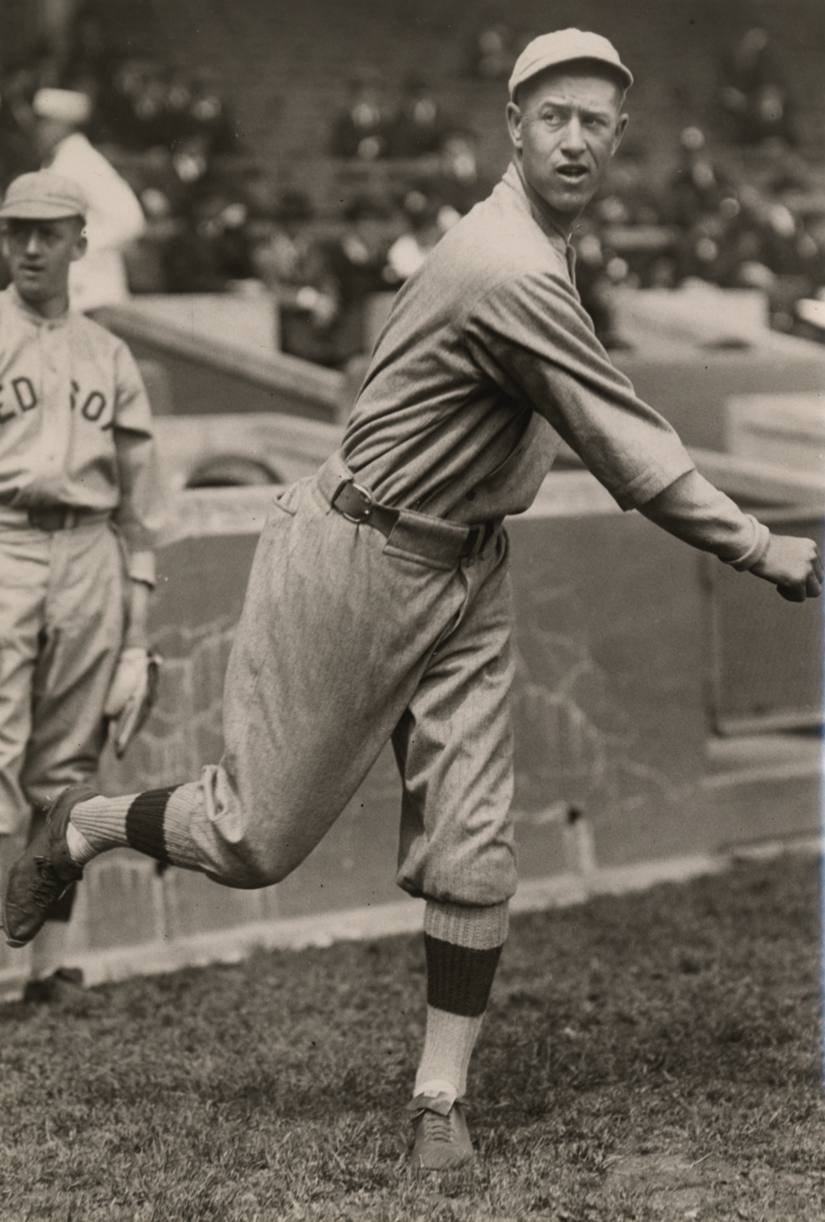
top-left (639, 468), bottom-right (822, 603)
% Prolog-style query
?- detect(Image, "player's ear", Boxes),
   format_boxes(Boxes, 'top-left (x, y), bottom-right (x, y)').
top-left (611, 112), bottom-right (629, 157)
top-left (506, 100), bottom-right (524, 151)
top-left (70, 224), bottom-right (88, 262)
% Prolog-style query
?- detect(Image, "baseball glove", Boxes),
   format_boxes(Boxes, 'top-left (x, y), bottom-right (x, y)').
top-left (105, 646), bottom-right (163, 758)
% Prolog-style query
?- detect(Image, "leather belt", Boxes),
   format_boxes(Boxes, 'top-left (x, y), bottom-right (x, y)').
top-left (329, 476), bottom-right (495, 561)
top-left (0, 504), bottom-right (110, 531)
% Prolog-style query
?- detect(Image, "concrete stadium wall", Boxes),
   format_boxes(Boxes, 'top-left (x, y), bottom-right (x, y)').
top-left (103, 286), bottom-right (825, 458)
top-left (95, 298), bottom-right (347, 425)
top-left (2, 461), bottom-right (820, 999)
top-left (611, 288), bottom-right (825, 453)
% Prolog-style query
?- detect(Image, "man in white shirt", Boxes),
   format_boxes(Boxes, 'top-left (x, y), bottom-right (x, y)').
top-left (32, 87), bottom-right (145, 312)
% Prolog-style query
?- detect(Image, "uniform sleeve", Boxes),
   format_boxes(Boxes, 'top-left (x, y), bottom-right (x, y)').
top-left (464, 268), bottom-right (773, 566)
top-left (638, 468), bottom-right (771, 570)
top-left (463, 268), bottom-right (696, 510)
top-left (111, 341), bottom-right (168, 585)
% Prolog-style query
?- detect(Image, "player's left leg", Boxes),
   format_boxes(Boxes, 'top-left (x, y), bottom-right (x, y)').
top-left (393, 528), bottom-right (517, 1170)
top-left (17, 522), bottom-right (125, 978)
top-left (23, 522), bottom-right (125, 806)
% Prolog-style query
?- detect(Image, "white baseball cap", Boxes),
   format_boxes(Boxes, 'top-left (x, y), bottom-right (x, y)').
top-left (32, 87), bottom-right (93, 126)
top-left (509, 29), bottom-right (633, 99)
top-left (0, 170), bottom-right (88, 221)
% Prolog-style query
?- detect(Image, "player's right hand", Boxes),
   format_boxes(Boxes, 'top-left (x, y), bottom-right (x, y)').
top-left (749, 534), bottom-right (823, 602)
top-left (104, 647), bottom-right (150, 718)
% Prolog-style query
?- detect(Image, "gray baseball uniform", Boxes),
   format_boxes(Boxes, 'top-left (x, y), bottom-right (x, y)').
top-left (0, 285), bottom-right (165, 833)
top-left (137, 160), bottom-right (767, 908)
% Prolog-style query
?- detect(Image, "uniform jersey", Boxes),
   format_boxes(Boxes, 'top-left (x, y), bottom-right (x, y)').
top-left (344, 161), bottom-right (696, 521)
top-left (344, 160), bottom-right (766, 568)
top-left (0, 285), bottom-right (165, 583)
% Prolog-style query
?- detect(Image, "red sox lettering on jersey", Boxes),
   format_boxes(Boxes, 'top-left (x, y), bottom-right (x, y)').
top-left (1, 375), bottom-right (112, 426)
top-left (0, 284), bottom-right (165, 581)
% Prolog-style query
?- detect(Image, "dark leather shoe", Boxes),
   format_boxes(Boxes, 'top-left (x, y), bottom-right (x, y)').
top-left (408, 1093), bottom-right (474, 1171)
top-left (3, 784), bottom-right (98, 947)
top-left (23, 966), bottom-right (85, 1004)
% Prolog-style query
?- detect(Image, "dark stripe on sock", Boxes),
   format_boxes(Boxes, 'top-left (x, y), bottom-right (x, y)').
top-left (125, 787), bottom-right (179, 864)
top-left (424, 933), bottom-right (503, 1018)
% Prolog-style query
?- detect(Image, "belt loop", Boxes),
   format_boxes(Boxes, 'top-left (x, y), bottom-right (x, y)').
top-left (459, 524), bottom-right (482, 559)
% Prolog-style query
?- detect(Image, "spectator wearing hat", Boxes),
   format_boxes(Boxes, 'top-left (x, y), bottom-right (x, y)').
top-left (0, 170), bottom-right (165, 994)
top-left (32, 87), bottom-right (145, 312)
top-left (317, 195), bottom-right (398, 366)
top-left (719, 28), bottom-right (798, 148)
top-left (385, 76), bottom-right (446, 159)
top-left (329, 73), bottom-right (391, 161)
top-left (252, 191), bottom-right (344, 366)
top-left (385, 190), bottom-right (455, 284)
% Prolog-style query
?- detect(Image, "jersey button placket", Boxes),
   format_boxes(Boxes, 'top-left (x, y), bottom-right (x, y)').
top-left (42, 323), bottom-right (70, 486)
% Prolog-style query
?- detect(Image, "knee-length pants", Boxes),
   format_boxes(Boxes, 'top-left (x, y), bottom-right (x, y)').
top-left (171, 453), bottom-right (519, 908)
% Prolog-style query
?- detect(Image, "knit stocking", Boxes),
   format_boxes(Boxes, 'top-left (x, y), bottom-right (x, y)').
top-left (414, 899), bottom-right (509, 1104)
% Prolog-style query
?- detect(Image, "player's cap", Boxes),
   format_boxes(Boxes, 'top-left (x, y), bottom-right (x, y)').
top-left (508, 29), bottom-right (633, 99)
top-left (32, 86), bottom-right (92, 126)
top-left (0, 171), bottom-right (88, 221)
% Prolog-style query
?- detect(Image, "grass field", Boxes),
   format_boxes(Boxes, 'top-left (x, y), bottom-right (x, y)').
top-left (1, 850), bottom-right (823, 1221)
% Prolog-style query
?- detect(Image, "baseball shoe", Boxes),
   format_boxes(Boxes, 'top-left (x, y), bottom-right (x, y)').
top-left (2, 784), bottom-right (98, 948)
top-left (23, 966), bottom-right (85, 1004)
top-left (408, 1093), bottom-right (474, 1172)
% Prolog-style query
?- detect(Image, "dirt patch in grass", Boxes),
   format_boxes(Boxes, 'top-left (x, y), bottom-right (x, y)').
top-left (1, 851), bottom-right (823, 1220)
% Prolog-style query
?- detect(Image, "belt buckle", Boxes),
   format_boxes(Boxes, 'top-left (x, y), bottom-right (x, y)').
top-left (334, 479), bottom-right (375, 524)
top-left (28, 506), bottom-right (64, 531)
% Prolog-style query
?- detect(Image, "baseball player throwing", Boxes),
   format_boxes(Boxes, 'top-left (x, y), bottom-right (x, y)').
top-left (0, 170), bottom-right (165, 983)
top-left (3, 33), bottom-right (821, 1172)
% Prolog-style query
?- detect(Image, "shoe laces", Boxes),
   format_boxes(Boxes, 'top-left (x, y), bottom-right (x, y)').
top-left (419, 1108), bottom-right (457, 1145)
top-left (29, 857), bottom-right (69, 906)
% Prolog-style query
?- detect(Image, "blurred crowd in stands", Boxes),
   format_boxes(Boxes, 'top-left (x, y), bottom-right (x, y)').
top-left (1, 7), bottom-right (823, 364)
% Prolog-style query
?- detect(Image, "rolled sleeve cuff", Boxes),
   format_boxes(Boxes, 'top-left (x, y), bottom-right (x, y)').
top-left (728, 518), bottom-right (771, 571)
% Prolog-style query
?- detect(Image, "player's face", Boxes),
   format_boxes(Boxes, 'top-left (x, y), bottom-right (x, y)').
top-left (506, 67), bottom-right (628, 231)
top-left (2, 216), bottom-right (86, 314)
